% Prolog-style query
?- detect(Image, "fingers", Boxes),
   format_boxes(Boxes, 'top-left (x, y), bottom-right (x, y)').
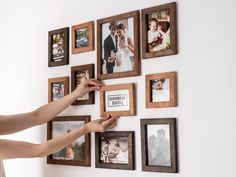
top-left (87, 79), bottom-right (103, 87)
top-left (87, 85), bottom-right (101, 93)
top-left (101, 116), bottom-right (119, 131)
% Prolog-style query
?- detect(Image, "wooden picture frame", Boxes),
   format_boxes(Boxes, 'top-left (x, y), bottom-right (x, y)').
top-left (95, 131), bottom-right (135, 170)
top-left (72, 21), bottom-right (94, 54)
top-left (48, 27), bottom-right (69, 67)
top-left (141, 2), bottom-right (177, 59)
top-left (47, 116), bottom-right (91, 166)
top-left (48, 76), bottom-right (69, 103)
top-left (141, 118), bottom-right (178, 173)
top-left (146, 72), bottom-right (177, 108)
top-left (100, 83), bottom-right (136, 116)
top-left (97, 10), bottom-right (140, 80)
top-left (71, 64), bottom-right (95, 105)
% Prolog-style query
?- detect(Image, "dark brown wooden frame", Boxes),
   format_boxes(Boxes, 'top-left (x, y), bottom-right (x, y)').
top-left (47, 116), bottom-right (91, 166)
top-left (95, 131), bottom-right (135, 170)
top-left (141, 118), bottom-right (178, 173)
top-left (72, 21), bottom-right (94, 54)
top-left (71, 64), bottom-right (95, 105)
top-left (146, 72), bottom-right (177, 108)
top-left (97, 10), bottom-right (140, 80)
top-left (100, 83), bottom-right (136, 116)
top-left (141, 2), bottom-right (177, 59)
top-left (48, 27), bottom-right (69, 67)
top-left (48, 76), bottom-right (69, 103)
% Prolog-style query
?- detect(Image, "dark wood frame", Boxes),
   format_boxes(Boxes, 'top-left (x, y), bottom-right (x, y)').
top-left (48, 27), bottom-right (69, 67)
top-left (141, 2), bottom-right (177, 59)
top-left (48, 76), bottom-right (69, 103)
top-left (47, 116), bottom-right (91, 166)
top-left (71, 64), bottom-right (95, 105)
top-left (97, 10), bottom-right (140, 80)
top-left (100, 83), bottom-right (136, 116)
top-left (140, 118), bottom-right (178, 173)
top-left (72, 21), bottom-right (94, 54)
top-left (95, 131), bottom-right (135, 170)
top-left (146, 72), bottom-right (177, 108)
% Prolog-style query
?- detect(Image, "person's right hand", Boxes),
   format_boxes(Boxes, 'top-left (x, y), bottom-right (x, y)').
top-left (85, 115), bottom-right (119, 133)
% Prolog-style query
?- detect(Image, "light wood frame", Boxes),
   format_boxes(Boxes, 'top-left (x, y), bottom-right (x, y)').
top-left (48, 76), bottom-right (69, 103)
top-left (47, 116), bottom-right (91, 166)
top-left (141, 2), bottom-right (177, 59)
top-left (146, 72), bottom-right (177, 108)
top-left (95, 131), bottom-right (135, 170)
top-left (97, 10), bottom-right (140, 80)
top-left (141, 118), bottom-right (178, 173)
top-left (71, 64), bottom-right (95, 105)
top-left (48, 27), bottom-right (69, 67)
top-left (100, 83), bottom-right (136, 116)
top-left (72, 21), bottom-right (94, 54)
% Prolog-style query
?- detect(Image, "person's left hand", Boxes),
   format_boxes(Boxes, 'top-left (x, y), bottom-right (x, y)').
top-left (75, 78), bottom-right (103, 97)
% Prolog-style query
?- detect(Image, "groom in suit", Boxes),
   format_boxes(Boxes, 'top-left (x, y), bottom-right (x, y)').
top-left (103, 21), bottom-right (118, 74)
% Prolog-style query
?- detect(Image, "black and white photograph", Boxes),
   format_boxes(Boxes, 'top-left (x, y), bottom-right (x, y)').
top-left (52, 82), bottom-right (65, 101)
top-left (151, 78), bottom-right (170, 102)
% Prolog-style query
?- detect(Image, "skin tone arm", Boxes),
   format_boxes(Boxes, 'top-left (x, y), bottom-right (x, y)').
top-left (127, 37), bottom-right (134, 54)
top-left (0, 79), bottom-right (101, 135)
top-left (0, 115), bottom-right (118, 159)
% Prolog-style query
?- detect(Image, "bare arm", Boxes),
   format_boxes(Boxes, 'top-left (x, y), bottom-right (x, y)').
top-left (0, 79), bottom-right (102, 135)
top-left (0, 116), bottom-right (118, 159)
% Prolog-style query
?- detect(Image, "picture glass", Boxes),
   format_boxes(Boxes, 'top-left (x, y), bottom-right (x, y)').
top-left (147, 9), bottom-right (170, 52)
top-left (151, 78), bottom-right (170, 102)
top-left (52, 33), bottom-right (65, 62)
top-left (101, 17), bottom-right (134, 74)
top-left (75, 28), bottom-right (89, 48)
top-left (100, 136), bottom-right (129, 164)
top-left (52, 121), bottom-right (85, 161)
top-left (105, 90), bottom-right (130, 112)
top-left (147, 124), bottom-right (171, 166)
top-left (52, 82), bottom-right (65, 101)
top-left (76, 70), bottom-right (89, 100)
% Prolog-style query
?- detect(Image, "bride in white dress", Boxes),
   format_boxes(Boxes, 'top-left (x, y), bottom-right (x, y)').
top-left (114, 23), bottom-right (134, 73)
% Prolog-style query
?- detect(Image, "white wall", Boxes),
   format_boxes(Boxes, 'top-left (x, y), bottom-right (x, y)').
top-left (0, 0), bottom-right (236, 177)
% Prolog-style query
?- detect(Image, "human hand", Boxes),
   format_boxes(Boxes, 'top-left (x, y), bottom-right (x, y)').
top-left (75, 78), bottom-right (103, 97)
top-left (85, 115), bottom-right (119, 133)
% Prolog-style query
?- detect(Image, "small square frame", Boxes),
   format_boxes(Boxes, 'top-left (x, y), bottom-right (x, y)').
top-left (48, 76), bottom-right (69, 103)
top-left (141, 2), bottom-right (177, 59)
top-left (72, 21), bottom-right (94, 54)
top-left (48, 27), bottom-right (69, 67)
top-left (95, 131), bottom-right (135, 170)
top-left (140, 118), bottom-right (178, 173)
top-left (71, 64), bottom-right (95, 105)
top-left (146, 72), bottom-right (177, 108)
top-left (100, 83), bottom-right (136, 116)
top-left (47, 116), bottom-right (91, 166)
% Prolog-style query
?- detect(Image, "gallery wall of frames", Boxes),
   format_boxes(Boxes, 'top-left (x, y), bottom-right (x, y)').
top-left (47, 2), bottom-right (178, 173)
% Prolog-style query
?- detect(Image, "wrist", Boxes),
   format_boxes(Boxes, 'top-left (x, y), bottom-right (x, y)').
top-left (84, 123), bottom-right (92, 134)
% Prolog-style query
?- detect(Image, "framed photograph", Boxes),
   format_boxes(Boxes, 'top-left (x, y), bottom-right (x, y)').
top-left (95, 131), bottom-right (135, 170)
top-left (47, 116), bottom-right (91, 166)
top-left (48, 76), bottom-right (69, 103)
top-left (100, 83), bottom-right (136, 116)
top-left (72, 21), bottom-right (94, 54)
top-left (71, 64), bottom-right (95, 105)
top-left (97, 10), bottom-right (140, 80)
top-left (141, 118), bottom-right (178, 173)
top-left (48, 27), bottom-right (69, 67)
top-left (146, 72), bottom-right (177, 108)
top-left (141, 2), bottom-right (177, 59)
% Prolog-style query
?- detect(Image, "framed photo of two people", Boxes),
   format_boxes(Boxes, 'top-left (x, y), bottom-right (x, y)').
top-left (97, 10), bottom-right (140, 80)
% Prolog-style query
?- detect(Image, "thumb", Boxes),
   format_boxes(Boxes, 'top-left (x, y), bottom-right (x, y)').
top-left (87, 86), bottom-right (100, 93)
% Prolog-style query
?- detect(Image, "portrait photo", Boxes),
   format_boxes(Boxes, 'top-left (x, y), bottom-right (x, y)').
top-left (48, 77), bottom-right (69, 103)
top-left (95, 131), bottom-right (135, 170)
top-left (142, 2), bottom-right (177, 59)
top-left (146, 72), bottom-right (177, 108)
top-left (48, 27), bottom-right (69, 67)
top-left (97, 11), bottom-right (140, 80)
top-left (71, 64), bottom-right (95, 105)
top-left (72, 21), bottom-right (94, 54)
top-left (100, 83), bottom-right (136, 116)
top-left (141, 118), bottom-right (178, 173)
top-left (47, 116), bottom-right (91, 166)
